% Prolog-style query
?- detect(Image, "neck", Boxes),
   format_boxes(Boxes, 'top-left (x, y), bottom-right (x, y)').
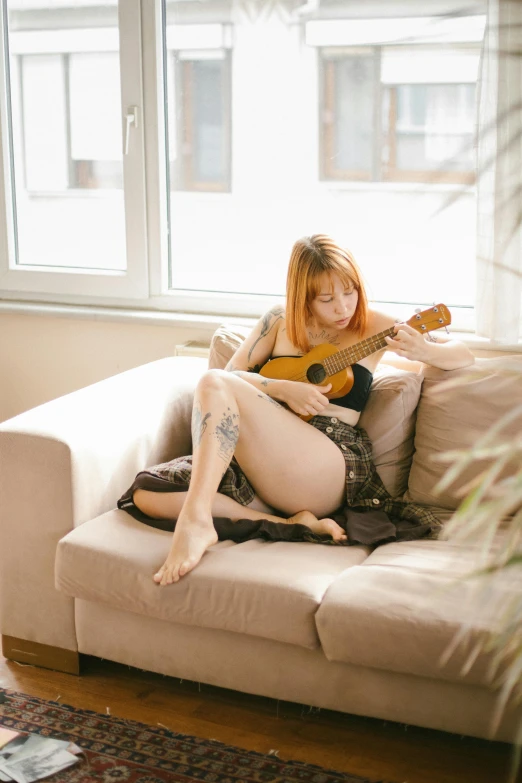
top-left (322, 326), bottom-right (396, 375)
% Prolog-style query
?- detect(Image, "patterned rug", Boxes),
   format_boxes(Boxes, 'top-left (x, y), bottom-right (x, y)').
top-left (0, 688), bottom-right (394, 783)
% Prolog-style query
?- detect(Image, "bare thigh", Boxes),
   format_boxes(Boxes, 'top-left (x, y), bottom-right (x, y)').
top-left (201, 371), bottom-right (347, 517)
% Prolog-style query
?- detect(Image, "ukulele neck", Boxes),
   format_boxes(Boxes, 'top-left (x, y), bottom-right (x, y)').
top-left (323, 327), bottom-right (395, 375)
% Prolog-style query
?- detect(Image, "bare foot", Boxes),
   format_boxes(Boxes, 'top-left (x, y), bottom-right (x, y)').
top-left (288, 510), bottom-right (347, 542)
top-left (153, 512), bottom-right (218, 586)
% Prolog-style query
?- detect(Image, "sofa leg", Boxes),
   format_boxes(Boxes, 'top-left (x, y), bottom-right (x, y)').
top-left (2, 635), bottom-right (80, 675)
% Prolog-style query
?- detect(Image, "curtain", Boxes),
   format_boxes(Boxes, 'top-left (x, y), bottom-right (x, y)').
top-left (475, 0), bottom-right (522, 344)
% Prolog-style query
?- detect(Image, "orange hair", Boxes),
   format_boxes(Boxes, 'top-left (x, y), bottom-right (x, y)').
top-left (285, 234), bottom-right (368, 354)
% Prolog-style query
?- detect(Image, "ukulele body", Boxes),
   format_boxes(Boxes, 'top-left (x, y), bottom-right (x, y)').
top-left (259, 343), bottom-right (355, 399)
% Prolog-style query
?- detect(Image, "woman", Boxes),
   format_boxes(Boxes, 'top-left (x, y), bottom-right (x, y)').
top-left (122, 235), bottom-right (474, 585)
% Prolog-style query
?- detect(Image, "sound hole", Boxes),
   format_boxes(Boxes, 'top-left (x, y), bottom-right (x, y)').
top-left (306, 363), bottom-right (327, 384)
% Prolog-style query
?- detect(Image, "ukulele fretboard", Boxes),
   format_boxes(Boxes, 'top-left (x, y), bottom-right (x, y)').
top-left (323, 327), bottom-right (395, 375)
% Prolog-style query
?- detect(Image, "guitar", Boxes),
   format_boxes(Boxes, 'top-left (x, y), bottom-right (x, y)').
top-left (259, 304), bottom-right (451, 409)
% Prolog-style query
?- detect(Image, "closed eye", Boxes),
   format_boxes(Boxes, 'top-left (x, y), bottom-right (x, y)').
top-left (317, 289), bottom-right (354, 303)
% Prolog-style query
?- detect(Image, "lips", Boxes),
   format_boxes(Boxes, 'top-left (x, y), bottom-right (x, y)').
top-left (335, 317), bottom-right (349, 326)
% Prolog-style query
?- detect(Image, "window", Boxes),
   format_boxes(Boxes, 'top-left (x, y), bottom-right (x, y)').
top-left (169, 53), bottom-right (231, 192)
top-left (0, 3), bottom-right (147, 296)
top-left (0, 2), bottom-right (487, 323)
top-left (322, 48), bottom-right (477, 184)
top-left (19, 50), bottom-right (122, 193)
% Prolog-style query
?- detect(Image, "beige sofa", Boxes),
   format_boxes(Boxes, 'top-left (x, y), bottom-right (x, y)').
top-left (1, 327), bottom-right (521, 743)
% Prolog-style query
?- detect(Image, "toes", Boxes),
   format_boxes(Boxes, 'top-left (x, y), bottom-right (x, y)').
top-left (179, 560), bottom-right (193, 577)
top-left (322, 519), bottom-right (347, 541)
top-left (154, 564), bottom-right (180, 586)
top-left (153, 567), bottom-right (165, 584)
top-left (162, 567), bottom-right (179, 586)
top-left (159, 569), bottom-right (169, 586)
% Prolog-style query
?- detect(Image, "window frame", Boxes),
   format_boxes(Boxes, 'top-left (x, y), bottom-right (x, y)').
top-left (0, 0), bottom-right (150, 300)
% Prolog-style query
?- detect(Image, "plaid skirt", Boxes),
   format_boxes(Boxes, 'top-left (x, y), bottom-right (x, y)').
top-left (117, 415), bottom-right (442, 547)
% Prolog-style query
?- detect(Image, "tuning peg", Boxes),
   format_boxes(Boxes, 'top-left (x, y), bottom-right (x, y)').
top-left (414, 308), bottom-right (421, 314)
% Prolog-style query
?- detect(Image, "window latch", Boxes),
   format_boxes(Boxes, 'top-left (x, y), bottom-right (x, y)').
top-left (123, 105), bottom-right (139, 155)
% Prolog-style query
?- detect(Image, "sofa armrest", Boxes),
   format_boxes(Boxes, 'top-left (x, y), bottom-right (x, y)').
top-left (0, 356), bottom-right (205, 652)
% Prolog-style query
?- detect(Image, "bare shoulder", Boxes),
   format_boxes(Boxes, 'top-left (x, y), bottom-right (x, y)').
top-left (262, 304), bottom-right (286, 326)
top-left (366, 308), bottom-right (397, 335)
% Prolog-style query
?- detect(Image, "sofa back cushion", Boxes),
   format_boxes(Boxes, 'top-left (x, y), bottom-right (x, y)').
top-left (208, 323), bottom-right (422, 497)
top-left (405, 356), bottom-right (522, 514)
top-left (209, 323), bottom-right (253, 370)
top-left (359, 365), bottom-right (422, 497)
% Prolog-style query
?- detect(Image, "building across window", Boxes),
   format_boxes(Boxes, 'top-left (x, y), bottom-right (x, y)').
top-left (169, 51), bottom-right (231, 193)
top-left (321, 46), bottom-right (478, 185)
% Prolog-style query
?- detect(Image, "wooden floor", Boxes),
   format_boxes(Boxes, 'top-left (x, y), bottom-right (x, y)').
top-left (0, 653), bottom-right (519, 783)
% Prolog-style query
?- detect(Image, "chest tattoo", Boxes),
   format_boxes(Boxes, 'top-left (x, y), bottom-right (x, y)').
top-left (307, 330), bottom-right (341, 347)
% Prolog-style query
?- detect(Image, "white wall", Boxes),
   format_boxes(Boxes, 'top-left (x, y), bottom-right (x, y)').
top-left (0, 312), bottom-right (213, 422)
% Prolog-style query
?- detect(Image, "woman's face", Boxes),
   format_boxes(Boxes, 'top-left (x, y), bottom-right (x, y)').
top-left (308, 273), bottom-right (359, 331)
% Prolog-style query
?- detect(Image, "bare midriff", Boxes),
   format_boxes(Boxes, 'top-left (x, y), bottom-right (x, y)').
top-left (315, 402), bottom-right (361, 427)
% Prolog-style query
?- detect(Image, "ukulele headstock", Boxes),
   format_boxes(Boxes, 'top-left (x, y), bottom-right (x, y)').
top-left (406, 304), bottom-right (451, 335)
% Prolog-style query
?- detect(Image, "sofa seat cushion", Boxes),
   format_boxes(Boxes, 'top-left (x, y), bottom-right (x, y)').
top-left (56, 511), bottom-right (370, 650)
top-left (316, 539), bottom-right (516, 687)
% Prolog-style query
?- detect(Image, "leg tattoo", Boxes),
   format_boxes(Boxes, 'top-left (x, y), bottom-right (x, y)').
top-left (192, 403), bottom-right (211, 448)
top-left (215, 407), bottom-right (239, 463)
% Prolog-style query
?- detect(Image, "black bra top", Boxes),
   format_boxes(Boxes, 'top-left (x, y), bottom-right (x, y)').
top-left (330, 362), bottom-right (373, 412)
top-left (266, 358), bottom-right (374, 413)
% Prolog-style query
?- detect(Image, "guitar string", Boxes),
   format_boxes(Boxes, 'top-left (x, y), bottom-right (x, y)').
top-left (265, 317), bottom-right (440, 382)
top-left (324, 333), bottom-right (390, 375)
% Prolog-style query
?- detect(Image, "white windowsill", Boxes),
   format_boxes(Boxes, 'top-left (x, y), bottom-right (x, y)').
top-left (1, 299), bottom-right (521, 352)
top-left (0, 300), bottom-right (257, 333)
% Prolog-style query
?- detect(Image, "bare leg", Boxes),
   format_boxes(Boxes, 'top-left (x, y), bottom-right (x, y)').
top-left (150, 370), bottom-right (348, 586)
top-left (134, 489), bottom-right (347, 540)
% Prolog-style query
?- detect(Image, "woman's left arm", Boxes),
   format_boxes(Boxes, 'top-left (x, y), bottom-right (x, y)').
top-left (384, 323), bottom-right (475, 370)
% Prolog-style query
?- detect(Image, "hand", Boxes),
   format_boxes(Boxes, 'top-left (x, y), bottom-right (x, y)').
top-left (279, 381), bottom-right (332, 417)
top-left (385, 323), bottom-right (427, 362)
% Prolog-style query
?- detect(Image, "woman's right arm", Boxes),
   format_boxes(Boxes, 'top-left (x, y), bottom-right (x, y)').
top-left (225, 305), bottom-right (285, 375)
top-left (224, 307), bottom-right (331, 417)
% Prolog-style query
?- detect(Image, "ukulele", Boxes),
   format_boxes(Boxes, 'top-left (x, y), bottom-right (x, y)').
top-left (259, 304), bottom-right (451, 410)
